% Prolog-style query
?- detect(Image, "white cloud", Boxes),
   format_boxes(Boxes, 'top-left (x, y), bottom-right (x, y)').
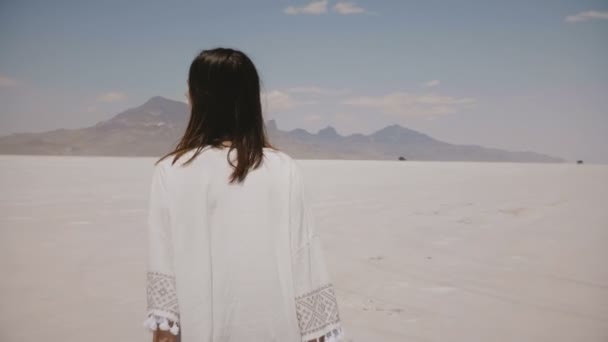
top-left (422, 80), bottom-right (441, 88)
top-left (262, 90), bottom-right (318, 113)
top-left (565, 10), bottom-right (608, 23)
top-left (286, 86), bottom-right (350, 95)
top-left (333, 1), bottom-right (367, 15)
top-left (263, 90), bottom-right (298, 112)
top-left (97, 91), bottom-right (127, 103)
top-left (0, 75), bottom-right (18, 87)
top-left (284, 0), bottom-right (328, 15)
top-left (341, 91), bottom-right (475, 116)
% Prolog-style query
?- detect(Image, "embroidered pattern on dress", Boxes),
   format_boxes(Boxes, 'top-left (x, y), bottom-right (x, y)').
top-left (295, 283), bottom-right (340, 335)
top-left (147, 271), bottom-right (179, 316)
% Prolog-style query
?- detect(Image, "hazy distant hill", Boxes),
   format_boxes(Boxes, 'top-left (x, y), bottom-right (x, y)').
top-left (0, 96), bottom-right (564, 162)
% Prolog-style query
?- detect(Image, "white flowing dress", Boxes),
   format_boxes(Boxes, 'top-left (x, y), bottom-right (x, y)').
top-left (142, 146), bottom-right (345, 342)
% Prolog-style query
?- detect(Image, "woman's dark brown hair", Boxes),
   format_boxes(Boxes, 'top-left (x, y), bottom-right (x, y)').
top-left (155, 47), bottom-right (277, 184)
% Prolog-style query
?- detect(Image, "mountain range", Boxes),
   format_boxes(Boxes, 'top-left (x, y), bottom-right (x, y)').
top-left (0, 96), bottom-right (564, 162)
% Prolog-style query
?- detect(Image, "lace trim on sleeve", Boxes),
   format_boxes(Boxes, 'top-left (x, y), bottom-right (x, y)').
top-left (296, 283), bottom-right (344, 341)
top-left (144, 271), bottom-right (180, 335)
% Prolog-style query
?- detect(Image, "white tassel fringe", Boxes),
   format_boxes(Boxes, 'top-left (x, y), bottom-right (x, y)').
top-left (170, 320), bottom-right (180, 335)
top-left (159, 317), bottom-right (170, 331)
top-left (325, 326), bottom-right (345, 342)
top-left (303, 325), bottom-right (345, 342)
top-left (143, 314), bottom-right (179, 335)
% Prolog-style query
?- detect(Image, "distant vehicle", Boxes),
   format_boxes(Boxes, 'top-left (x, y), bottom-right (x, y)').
top-left (577, 160), bottom-right (584, 164)
top-left (398, 156), bottom-right (407, 161)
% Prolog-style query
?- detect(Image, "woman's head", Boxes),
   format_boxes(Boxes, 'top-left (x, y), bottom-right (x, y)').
top-left (157, 47), bottom-right (276, 183)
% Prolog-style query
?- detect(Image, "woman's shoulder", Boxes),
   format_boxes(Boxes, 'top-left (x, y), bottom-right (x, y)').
top-left (154, 147), bottom-right (297, 176)
top-left (263, 147), bottom-right (298, 168)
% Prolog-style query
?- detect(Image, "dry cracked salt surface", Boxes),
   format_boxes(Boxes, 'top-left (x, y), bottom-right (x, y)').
top-left (0, 155), bottom-right (607, 342)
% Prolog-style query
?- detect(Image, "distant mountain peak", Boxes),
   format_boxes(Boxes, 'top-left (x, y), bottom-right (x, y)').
top-left (318, 126), bottom-right (340, 139)
top-left (373, 123), bottom-right (411, 134)
top-left (148, 95), bottom-right (167, 101)
top-left (94, 95), bottom-right (188, 129)
top-left (289, 127), bottom-right (314, 137)
top-left (371, 123), bottom-right (435, 144)
top-left (142, 96), bottom-right (184, 108)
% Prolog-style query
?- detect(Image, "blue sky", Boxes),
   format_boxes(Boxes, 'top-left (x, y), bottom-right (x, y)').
top-left (1, 0), bottom-right (607, 162)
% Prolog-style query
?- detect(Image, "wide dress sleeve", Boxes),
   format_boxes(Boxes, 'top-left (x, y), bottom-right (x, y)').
top-left (142, 163), bottom-right (181, 336)
top-left (289, 160), bottom-right (346, 342)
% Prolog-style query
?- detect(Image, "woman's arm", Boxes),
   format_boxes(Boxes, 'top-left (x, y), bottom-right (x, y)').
top-left (144, 164), bottom-right (181, 340)
top-left (289, 159), bottom-right (344, 342)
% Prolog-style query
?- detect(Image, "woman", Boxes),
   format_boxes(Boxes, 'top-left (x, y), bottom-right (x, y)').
top-left (142, 47), bottom-right (345, 342)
